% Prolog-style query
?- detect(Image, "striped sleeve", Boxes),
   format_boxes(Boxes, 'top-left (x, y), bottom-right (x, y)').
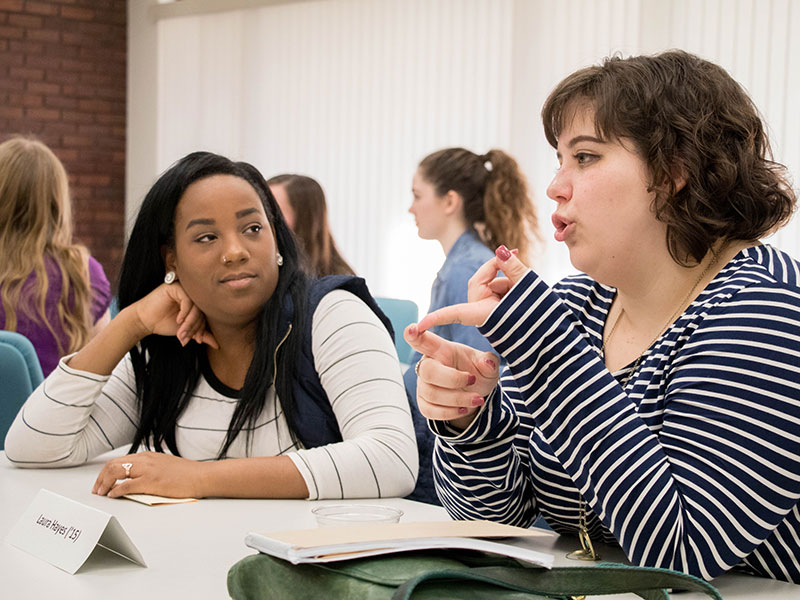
top-left (4, 353), bottom-right (139, 467)
top-left (436, 268), bottom-right (800, 581)
top-left (287, 290), bottom-right (418, 500)
top-left (429, 381), bottom-right (538, 525)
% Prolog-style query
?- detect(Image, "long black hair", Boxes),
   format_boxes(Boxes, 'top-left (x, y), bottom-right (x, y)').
top-left (118, 151), bottom-right (309, 458)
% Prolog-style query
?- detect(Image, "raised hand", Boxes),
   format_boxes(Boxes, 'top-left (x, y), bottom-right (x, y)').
top-left (404, 324), bottom-right (500, 429)
top-left (417, 245), bottom-right (530, 333)
top-left (132, 282), bottom-right (218, 348)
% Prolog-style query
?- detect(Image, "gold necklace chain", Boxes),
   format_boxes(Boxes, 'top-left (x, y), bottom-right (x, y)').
top-left (601, 249), bottom-right (721, 387)
top-left (567, 249), bottom-right (722, 564)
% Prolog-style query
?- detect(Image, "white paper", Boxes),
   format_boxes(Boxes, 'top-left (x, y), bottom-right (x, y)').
top-left (245, 519), bottom-right (555, 568)
top-left (123, 493), bottom-right (196, 506)
top-left (5, 489), bottom-right (147, 574)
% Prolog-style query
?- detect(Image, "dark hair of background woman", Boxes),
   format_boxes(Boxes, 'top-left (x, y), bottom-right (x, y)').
top-left (266, 174), bottom-right (355, 277)
top-left (118, 152), bottom-right (309, 458)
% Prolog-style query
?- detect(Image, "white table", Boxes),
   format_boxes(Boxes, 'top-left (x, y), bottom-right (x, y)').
top-left (2, 451), bottom-right (798, 599)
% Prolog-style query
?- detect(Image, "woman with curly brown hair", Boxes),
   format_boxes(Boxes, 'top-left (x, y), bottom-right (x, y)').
top-left (0, 136), bottom-right (111, 376)
top-left (402, 147), bottom-right (540, 506)
top-left (406, 50), bottom-right (800, 583)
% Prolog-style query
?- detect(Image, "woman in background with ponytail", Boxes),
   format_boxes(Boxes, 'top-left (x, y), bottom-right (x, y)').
top-left (405, 147), bottom-right (540, 397)
top-left (404, 148), bottom-right (539, 505)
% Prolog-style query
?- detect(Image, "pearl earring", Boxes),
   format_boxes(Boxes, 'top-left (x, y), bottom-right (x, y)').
top-left (276, 253), bottom-right (284, 267)
top-left (164, 271), bottom-right (177, 284)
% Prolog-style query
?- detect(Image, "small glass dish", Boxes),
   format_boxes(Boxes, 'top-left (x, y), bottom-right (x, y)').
top-left (311, 504), bottom-right (404, 527)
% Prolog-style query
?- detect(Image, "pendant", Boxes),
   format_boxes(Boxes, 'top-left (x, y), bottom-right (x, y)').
top-left (566, 525), bottom-right (600, 561)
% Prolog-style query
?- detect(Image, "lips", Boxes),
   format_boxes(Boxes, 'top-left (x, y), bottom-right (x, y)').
top-left (551, 213), bottom-right (574, 243)
top-left (220, 272), bottom-right (256, 289)
top-left (221, 272), bottom-right (256, 283)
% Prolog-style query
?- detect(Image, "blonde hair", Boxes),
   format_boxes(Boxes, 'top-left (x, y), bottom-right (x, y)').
top-left (418, 147), bottom-right (541, 263)
top-left (0, 136), bottom-right (92, 354)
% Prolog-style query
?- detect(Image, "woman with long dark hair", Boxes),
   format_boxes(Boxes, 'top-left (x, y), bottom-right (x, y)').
top-left (267, 174), bottom-right (355, 277)
top-left (5, 152), bottom-right (417, 500)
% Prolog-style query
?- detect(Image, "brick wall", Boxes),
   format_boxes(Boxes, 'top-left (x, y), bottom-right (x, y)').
top-left (0, 0), bottom-right (127, 291)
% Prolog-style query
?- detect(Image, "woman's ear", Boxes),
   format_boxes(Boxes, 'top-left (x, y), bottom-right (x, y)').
top-left (442, 190), bottom-right (463, 216)
top-left (162, 245), bottom-right (176, 273)
top-left (668, 161), bottom-right (688, 194)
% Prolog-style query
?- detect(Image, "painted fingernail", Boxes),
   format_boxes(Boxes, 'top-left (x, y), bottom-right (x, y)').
top-left (496, 245), bottom-right (511, 261)
top-left (467, 374), bottom-right (476, 385)
top-left (511, 248), bottom-right (519, 255)
top-left (408, 325), bottom-right (417, 337)
top-left (485, 358), bottom-right (497, 369)
top-left (458, 407), bottom-right (469, 415)
top-left (472, 395), bottom-right (484, 406)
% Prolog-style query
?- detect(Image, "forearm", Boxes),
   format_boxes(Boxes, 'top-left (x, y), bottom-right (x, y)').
top-left (5, 356), bottom-right (138, 466)
top-left (68, 305), bottom-right (148, 375)
top-left (198, 456), bottom-right (309, 498)
top-left (431, 385), bottom-right (537, 525)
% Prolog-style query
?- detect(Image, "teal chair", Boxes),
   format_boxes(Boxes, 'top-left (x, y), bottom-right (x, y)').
top-left (110, 296), bottom-right (120, 318)
top-left (374, 297), bottom-right (419, 365)
top-left (0, 331), bottom-right (44, 450)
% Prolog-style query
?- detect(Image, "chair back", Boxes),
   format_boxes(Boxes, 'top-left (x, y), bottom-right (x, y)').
top-left (0, 331), bottom-right (44, 449)
top-left (109, 296), bottom-right (120, 318)
top-left (373, 297), bottom-right (419, 365)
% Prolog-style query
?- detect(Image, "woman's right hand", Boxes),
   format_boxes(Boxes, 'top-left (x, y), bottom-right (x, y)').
top-left (130, 282), bottom-right (218, 348)
top-left (404, 325), bottom-right (499, 430)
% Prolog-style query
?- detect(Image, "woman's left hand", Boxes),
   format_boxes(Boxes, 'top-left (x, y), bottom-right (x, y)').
top-left (417, 246), bottom-right (529, 333)
top-left (92, 452), bottom-right (207, 499)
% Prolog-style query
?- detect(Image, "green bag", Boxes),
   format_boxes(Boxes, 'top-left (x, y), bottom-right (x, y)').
top-left (227, 549), bottom-right (722, 600)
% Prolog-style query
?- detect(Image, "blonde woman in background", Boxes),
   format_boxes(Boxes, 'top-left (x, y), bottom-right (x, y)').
top-left (267, 174), bottom-right (356, 277)
top-left (0, 136), bottom-right (111, 376)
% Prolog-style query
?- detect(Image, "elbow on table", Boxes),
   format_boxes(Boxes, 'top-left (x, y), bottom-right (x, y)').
top-left (4, 414), bottom-right (81, 468)
top-left (383, 436), bottom-right (419, 498)
top-left (4, 414), bottom-right (33, 466)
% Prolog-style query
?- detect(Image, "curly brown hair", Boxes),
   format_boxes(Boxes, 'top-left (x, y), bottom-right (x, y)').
top-left (541, 49), bottom-right (796, 265)
top-left (418, 147), bottom-right (540, 263)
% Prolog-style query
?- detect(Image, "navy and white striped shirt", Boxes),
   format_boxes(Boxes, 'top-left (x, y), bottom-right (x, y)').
top-left (431, 244), bottom-right (800, 583)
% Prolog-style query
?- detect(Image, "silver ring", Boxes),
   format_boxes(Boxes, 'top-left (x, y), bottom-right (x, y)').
top-left (121, 462), bottom-right (133, 479)
top-left (414, 356), bottom-right (425, 377)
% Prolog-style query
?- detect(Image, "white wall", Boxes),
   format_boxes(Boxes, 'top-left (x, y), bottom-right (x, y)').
top-left (128, 0), bottom-right (800, 314)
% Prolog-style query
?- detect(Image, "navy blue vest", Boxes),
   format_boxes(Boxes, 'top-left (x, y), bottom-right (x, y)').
top-left (287, 275), bottom-right (438, 505)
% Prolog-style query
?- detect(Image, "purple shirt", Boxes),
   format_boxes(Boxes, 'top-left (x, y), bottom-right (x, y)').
top-left (0, 255), bottom-right (111, 376)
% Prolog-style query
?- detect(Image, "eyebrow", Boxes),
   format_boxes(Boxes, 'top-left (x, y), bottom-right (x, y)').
top-left (566, 134), bottom-right (605, 148)
top-left (555, 134), bottom-right (606, 159)
top-left (236, 208), bottom-right (259, 219)
top-left (185, 218), bottom-right (214, 230)
top-left (184, 208), bottom-right (261, 230)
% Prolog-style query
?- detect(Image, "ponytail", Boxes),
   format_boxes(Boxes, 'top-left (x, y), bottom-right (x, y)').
top-left (479, 149), bottom-right (541, 264)
top-left (419, 147), bottom-right (540, 263)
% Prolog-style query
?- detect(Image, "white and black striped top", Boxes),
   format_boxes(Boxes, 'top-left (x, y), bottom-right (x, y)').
top-left (5, 289), bottom-right (418, 500)
top-left (431, 245), bottom-right (800, 583)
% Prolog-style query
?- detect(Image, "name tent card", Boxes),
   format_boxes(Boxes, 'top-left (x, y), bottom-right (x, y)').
top-left (5, 488), bottom-right (147, 574)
